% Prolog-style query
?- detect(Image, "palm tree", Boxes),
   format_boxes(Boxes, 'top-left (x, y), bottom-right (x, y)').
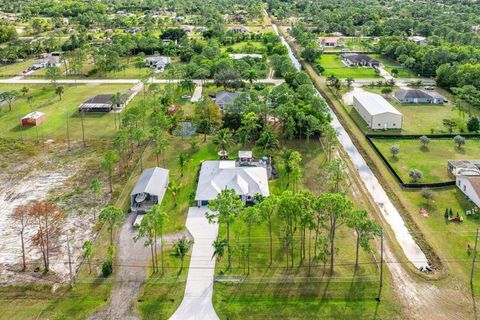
top-left (257, 129), bottom-right (279, 163)
top-left (110, 92), bottom-right (127, 129)
top-left (167, 181), bottom-right (181, 207)
top-left (55, 86), bottom-right (64, 100)
top-left (212, 237), bottom-right (228, 263)
top-left (245, 69), bottom-right (258, 84)
top-left (178, 152), bottom-right (189, 177)
top-left (213, 128), bottom-right (234, 154)
top-left (180, 78), bottom-right (195, 93)
top-left (172, 237), bottom-right (193, 274)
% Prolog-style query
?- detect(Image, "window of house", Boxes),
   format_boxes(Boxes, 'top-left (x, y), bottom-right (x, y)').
top-left (464, 185), bottom-right (467, 192)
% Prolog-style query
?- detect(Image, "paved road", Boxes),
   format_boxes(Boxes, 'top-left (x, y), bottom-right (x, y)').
top-left (0, 78), bottom-right (285, 86)
top-left (273, 22), bottom-right (429, 270)
top-left (169, 207), bottom-right (219, 320)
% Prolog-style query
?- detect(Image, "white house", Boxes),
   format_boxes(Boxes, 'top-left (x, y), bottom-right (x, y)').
top-left (456, 172), bottom-right (480, 208)
top-left (195, 160), bottom-right (269, 206)
top-left (131, 167), bottom-right (169, 214)
top-left (353, 92), bottom-right (402, 130)
top-left (145, 56), bottom-right (171, 73)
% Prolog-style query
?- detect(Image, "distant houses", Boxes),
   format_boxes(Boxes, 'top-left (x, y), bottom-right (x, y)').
top-left (318, 37), bottom-right (344, 48)
top-left (228, 53), bottom-right (262, 60)
top-left (408, 36), bottom-right (427, 45)
top-left (32, 53), bottom-right (62, 70)
top-left (353, 91), bottom-right (402, 130)
top-left (78, 91), bottom-right (134, 113)
top-left (342, 53), bottom-right (381, 68)
top-left (395, 89), bottom-right (446, 104)
top-left (228, 26), bottom-right (250, 34)
top-left (145, 55), bottom-right (171, 73)
top-left (214, 90), bottom-right (240, 110)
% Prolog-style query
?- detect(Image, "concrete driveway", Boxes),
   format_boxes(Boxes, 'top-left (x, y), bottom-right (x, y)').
top-left (169, 207), bottom-right (220, 320)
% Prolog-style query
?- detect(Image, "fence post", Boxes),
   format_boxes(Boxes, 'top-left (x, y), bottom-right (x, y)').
top-left (376, 229), bottom-right (383, 302)
top-left (471, 228), bottom-right (479, 286)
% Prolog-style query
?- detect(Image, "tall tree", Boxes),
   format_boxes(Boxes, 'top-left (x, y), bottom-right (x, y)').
top-left (0, 90), bottom-right (18, 112)
top-left (213, 128), bottom-right (234, 153)
top-left (347, 210), bottom-right (381, 270)
top-left (90, 178), bottom-right (101, 220)
top-left (45, 66), bottom-right (61, 88)
top-left (134, 211), bottom-right (157, 273)
top-left (55, 86), bottom-right (64, 100)
top-left (240, 206), bottom-right (261, 274)
top-left (149, 204), bottom-right (168, 273)
top-left (28, 200), bottom-right (65, 272)
top-left (99, 205), bottom-right (124, 245)
top-left (317, 193), bottom-right (353, 274)
top-left (256, 195), bottom-right (278, 265)
top-left (82, 240), bottom-right (93, 274)
top-left (11, 205), bottom-right (30, 271)
top-left (102, 150), bottom-right (119, 193)
top-left (207, 189), bottom-right (243, 269)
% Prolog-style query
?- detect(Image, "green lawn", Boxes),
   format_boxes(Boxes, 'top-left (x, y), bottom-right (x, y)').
top-left (0, 59), bottom-right (36, 77)
top-left (353, 87), bottom-right (475, 134)
top-left (371, 138), bottom-right (480, 183)
top-left (213, 139), bottom-right (400, 319)
top-left (317, 54), bottom-right (380, 79)
top-left (370, 54), bottom-right (417, 78)
top-left (0, 84), bottom-right (134, 141)
top-left (222, 41), bottom-right (268, 54)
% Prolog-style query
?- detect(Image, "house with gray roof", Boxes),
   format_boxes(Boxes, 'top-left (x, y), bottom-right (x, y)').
top-left (353, 91), bottom-right (402, 129)
top-left (342, 53), bottom-right (381, 68)
top-left (195, 160), bottom-right (269, 206)
top-left (78, 90), bottom-right (133, 112)
top-left (145, 55), bottom-right (171, 73)
top-left (214, 90), bottom-right (240, 110)
top-left (395, 89), bottom-right (445, 104)
top-left (131, 167), bottom-right (169, 214)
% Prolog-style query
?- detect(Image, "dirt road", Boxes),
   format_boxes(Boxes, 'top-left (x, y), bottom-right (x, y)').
top-left (88, 213), bottom-right (189, 320)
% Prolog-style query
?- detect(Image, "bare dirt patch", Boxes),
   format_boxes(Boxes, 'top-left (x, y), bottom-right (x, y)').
top-left (0, 140), bottom-right (111, 285)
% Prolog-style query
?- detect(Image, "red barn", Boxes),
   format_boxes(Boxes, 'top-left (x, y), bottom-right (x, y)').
top-left (21, 111), bottom-right (45, 126)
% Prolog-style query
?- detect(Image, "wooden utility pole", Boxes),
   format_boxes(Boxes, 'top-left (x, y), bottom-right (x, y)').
top-left (471, 228), bottom-right (479, 285)
top-left (66, 111), bottom-right (70, 151)
top-left (377, 229), bottom-right (384, 302)
top-left (80, 110), bottom-right (86, 148)
top-left (66, 234), bottom-right (73, 287)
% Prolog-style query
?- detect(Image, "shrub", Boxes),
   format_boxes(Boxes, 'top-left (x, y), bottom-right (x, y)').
top-left (409, 168), bottom-right (423, 182)
top-left (453, 135), bottom-right (465, 148)
top-left (390, 145), bottom-right (400, 157)
top-left (421, 187), bottom-right (434, 203)
top-left (419, 135), bottom-right (430, 148)
top-left (102, 259), bottom-right (113, 277)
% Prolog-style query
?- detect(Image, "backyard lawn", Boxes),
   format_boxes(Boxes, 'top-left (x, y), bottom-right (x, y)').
top-left (371, 138), bottom-right (480, 183)
top-left (212, 139), bottom-right (400, 319)
top-left (0, 84), bottom-right (134, 140)
top-left (317, 54), bottom-right (380, 79)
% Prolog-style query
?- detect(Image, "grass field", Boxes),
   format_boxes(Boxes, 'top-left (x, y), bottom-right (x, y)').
top-left (317, 54), bottom-right (380, 79)
top-left (370, 54), bottom-right (417, 78)
top-left (349, 86), bottom-right (474, 134)
top-left (371, 138), bottom-right (480, 183)
top-left (0, 84), bottom-right (135, 141)
top-left (0, 59), bottom-right (36, 77)
top-left (221, 41), bottom-right (268, 54)
top-left (212, 139), bottom-right (400, 319)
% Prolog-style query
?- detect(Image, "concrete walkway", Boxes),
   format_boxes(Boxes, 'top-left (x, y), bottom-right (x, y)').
top-left (191, 84), bottom-right (203, 102)
top-left (170, 207), bottom-right (219, 320)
